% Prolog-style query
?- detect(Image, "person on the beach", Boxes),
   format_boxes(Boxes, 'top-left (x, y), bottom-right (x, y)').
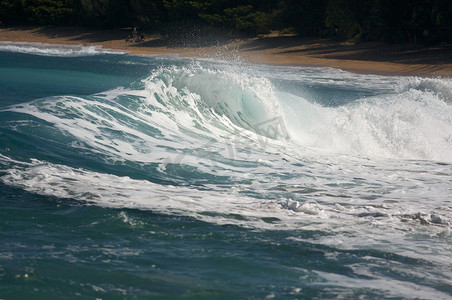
top-left (132, 27), bottom-right (138, 39)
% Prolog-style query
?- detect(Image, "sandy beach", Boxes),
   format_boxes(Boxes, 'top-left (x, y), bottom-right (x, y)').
top-left (1, 26), bottom-right (451, 77)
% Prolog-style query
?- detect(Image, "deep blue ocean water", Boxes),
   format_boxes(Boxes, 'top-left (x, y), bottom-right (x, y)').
top-left (0, 42), bottom-right (451, 299)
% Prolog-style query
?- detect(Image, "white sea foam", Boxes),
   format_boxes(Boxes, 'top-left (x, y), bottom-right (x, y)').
top-left (281, 78), bottom-right (452, 162)
top-left (314, 270), bottom-right (452, 300)
top-left (1, 152), bottom-right (450, 258)
top-left (0, 41), bottom-right (127, 56)
top-left (396, 76), bottom-right (452, 103)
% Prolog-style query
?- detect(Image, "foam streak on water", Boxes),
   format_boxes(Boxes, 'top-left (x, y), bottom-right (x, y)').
top-left (0, 45), bottom-right (451, 298)
top-left (0, 41), bottom-right (127, 56)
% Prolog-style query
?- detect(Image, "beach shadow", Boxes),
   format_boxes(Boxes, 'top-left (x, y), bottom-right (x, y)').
top-left (320, 43), bottom-right (452, 65)
top-left (36, 26), bottom-right (236, 49)
top-left (243, 36), bottom-right (452, 65)
top-left (141, 31), bottom-right (237, 49)
top-left (238, 36), bottom-right (319, 52)
top-left (35, 26), bottom-right (130, 43)
top-left (133, 36), bottom-right (226, 48)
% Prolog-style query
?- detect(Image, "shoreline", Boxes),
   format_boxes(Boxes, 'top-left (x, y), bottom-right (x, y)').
top-left (1, 26), bottom-right (452, 77)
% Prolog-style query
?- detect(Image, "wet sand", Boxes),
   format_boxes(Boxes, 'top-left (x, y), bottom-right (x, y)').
top-left (1, 26), bottom-right (451, 77)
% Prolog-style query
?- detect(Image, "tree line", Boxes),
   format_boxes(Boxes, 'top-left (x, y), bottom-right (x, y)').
top-left (1, 0), bottom-right (451, 43)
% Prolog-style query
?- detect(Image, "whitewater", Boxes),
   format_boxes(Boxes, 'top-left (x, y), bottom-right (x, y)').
top-left (0, 42), bottom-right (451, 299)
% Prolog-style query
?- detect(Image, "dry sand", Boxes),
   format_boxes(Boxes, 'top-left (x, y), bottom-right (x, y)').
top-left (1, 26), bottom-right (451, 77)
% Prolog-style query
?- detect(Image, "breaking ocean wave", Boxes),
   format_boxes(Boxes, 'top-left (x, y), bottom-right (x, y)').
top-left (1, 43), bottom-right (451, 299)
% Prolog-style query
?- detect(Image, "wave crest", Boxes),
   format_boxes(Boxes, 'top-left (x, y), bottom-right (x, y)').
top-left (142, 65), bottom-right (285, 137)
top-left (395, 76), bottom-right (452, 103)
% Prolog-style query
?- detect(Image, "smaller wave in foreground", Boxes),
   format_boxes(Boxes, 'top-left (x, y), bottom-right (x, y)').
top-left (0, 41), bottom-right (127, 57)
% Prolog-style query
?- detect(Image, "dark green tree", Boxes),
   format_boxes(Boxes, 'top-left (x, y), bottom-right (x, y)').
top-left (0, 0), bottom-right (25, 25)
top-left (274, 0), bottom-right (328, 36)
top-left (0, 0), bottom-right (451, 42)
top-left (326, 0), bottom-right (376, 41)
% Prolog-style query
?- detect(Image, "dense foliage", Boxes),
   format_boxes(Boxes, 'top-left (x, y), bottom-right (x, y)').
top-left (1, 0), bottom-right (451, 42)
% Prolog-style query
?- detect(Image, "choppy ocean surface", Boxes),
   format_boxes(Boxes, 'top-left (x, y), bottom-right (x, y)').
top-left (0, 42), bottom-right (451, 299)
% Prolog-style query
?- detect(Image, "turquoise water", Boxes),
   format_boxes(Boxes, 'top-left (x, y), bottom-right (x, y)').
top-left (1, 42), bottom-right (452, 299)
